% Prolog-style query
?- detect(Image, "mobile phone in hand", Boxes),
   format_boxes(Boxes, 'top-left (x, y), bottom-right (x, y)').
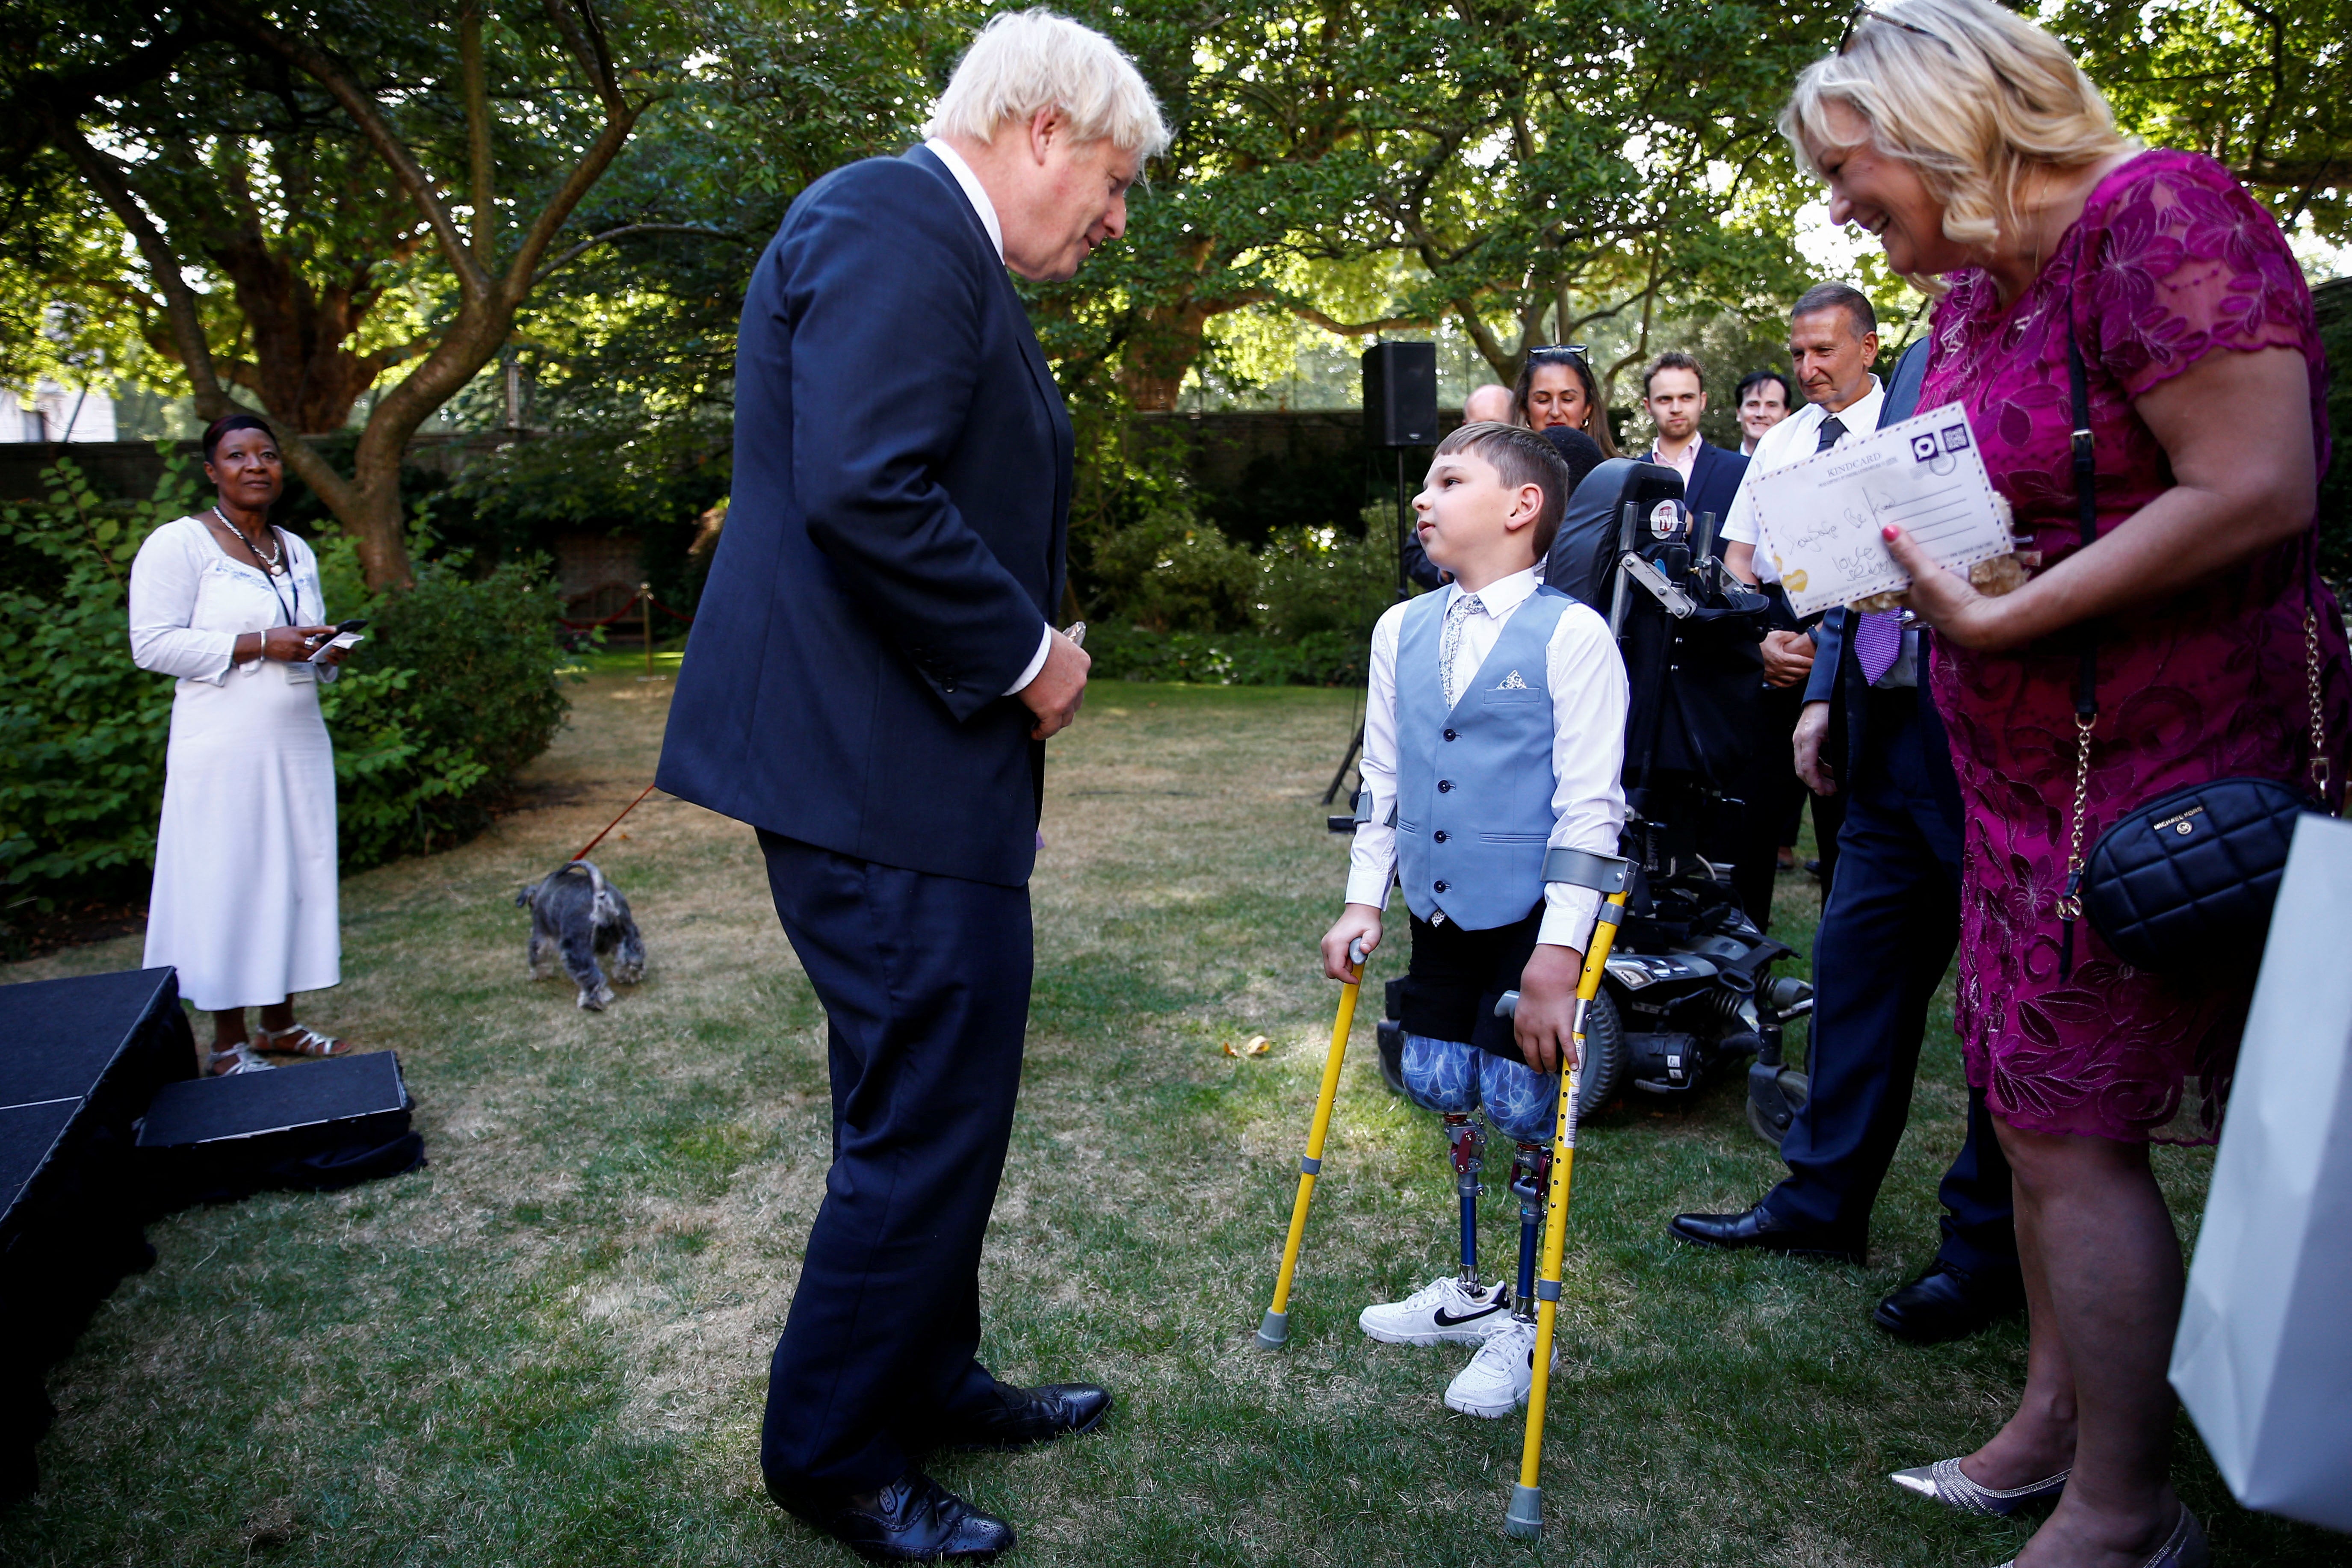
top-left (310, 621), bottom-right (367, 664)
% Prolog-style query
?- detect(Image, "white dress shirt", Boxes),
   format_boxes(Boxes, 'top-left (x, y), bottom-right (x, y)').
top-left (925, 136), bottom-right (1053, 695)
top-left (1347, 567), bottom-right (1628, 951)
top-left (1720, 375), bottom-right (1885, 586)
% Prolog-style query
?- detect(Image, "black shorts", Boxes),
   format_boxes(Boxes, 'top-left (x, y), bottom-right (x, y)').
top-left (1396, 905), bottom-right (1544, 1062)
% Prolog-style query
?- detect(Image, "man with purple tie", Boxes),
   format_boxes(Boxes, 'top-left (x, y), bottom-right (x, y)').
top-left (1669, 317), bottom-right (2023, 1346)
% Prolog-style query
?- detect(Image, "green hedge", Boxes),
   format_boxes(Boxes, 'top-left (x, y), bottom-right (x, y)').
top-left (0, 455), bottom-right (569, 926)
top-left (1084, 623), bottom-right (1368, 686)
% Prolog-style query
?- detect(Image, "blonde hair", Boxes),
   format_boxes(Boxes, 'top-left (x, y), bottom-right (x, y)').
top-left (923, 9), bottom-right (1170, 159)
top-left (1779, 0), bottom-right (2132, 272)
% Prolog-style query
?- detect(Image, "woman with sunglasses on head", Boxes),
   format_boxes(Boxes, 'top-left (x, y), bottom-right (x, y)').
top-left (1783, 3), bottom-right (2345, 1565)
top-left (129, 412), bottom-right (357, 1076)
top-left (1510, 345), bottom-right (1619, 459)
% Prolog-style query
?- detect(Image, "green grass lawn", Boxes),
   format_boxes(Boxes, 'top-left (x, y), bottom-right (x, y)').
top-left (1, 676), bottom-right (2340, 1566)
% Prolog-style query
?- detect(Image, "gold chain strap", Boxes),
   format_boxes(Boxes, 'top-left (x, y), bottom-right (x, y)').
top-left (2306, 601), bottom-right (2334, 812)
top-left (2055, 710), bottom-right (2094, 922)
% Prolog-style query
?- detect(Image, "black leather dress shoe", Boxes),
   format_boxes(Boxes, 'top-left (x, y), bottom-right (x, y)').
top-left (1669, 1203), bottom-right (1865, 1264)
top-left (775, 1474), bottom-right (1013, 1563)
top-left (1873, 1262), bottom-right (2025, 1345)
top-left (945, 1382), bottom-right (1113, 1450)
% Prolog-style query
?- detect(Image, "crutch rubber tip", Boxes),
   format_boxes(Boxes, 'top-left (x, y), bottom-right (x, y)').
top-left (1504, 1484), bottom-right (1543, 1539)
top-left (1255, 1309), bottom-right (1290, 1349)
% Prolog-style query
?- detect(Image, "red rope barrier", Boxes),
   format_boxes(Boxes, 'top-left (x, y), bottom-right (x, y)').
top-left (557, 589), bottom-right (696, 632)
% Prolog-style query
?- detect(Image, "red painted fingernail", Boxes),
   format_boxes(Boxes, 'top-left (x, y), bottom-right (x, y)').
top-left (1882, 525), bottom-right (1899, 541)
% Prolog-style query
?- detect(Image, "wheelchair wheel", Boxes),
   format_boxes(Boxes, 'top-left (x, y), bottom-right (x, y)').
top-left (1575, 988), bottom-right (1625, 1119)
top-left (1746, 1067), bottom-right (1809, 1146)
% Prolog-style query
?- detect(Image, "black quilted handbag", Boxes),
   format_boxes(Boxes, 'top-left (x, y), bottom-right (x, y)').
top-left (2053, 334), bottom-right (2335, 979)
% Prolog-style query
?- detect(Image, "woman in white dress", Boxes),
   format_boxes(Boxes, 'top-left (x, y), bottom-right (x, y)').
top-left (129, 413), bottom-right (356, 1075)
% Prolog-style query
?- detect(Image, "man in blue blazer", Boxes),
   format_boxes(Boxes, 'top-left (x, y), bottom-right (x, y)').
top-left (1671, 338), bottom-right (2022, 1345)
top-left (656, 13), bottom-right (1168, 1560)
top-left (1636, 350), bottom-right (1748, 535)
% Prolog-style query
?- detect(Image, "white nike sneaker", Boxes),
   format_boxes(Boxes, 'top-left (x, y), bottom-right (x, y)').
top-left (1443, 1316), bottom-right (1555, 1418)
top-left (1357, 1274), bottom-right (1513, 1347)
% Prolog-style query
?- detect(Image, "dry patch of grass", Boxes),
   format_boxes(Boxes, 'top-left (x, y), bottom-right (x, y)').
top-left (0, 673), bottom-right (2325, 1567)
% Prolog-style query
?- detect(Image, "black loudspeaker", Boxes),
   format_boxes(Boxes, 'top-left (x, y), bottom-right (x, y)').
top-left (1363, 342), bottom-right (1440, 448)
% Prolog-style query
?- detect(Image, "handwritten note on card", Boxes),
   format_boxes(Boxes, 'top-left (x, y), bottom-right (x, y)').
top-left (1749, 406), bottom-right (2010, 618)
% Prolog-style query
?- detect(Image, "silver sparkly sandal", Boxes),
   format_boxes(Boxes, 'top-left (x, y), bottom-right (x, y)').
top-left (1890, 1455), bottom-right (2068, 1516)
top-left (1990, 1504), bottom-right (2207, 1568)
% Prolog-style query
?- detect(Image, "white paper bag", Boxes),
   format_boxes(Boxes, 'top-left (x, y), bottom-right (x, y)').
top-left (2169, 812), bottom-right (2352, 1530)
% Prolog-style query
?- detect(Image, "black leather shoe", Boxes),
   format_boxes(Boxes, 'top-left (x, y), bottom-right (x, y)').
top-left (944, 1382), bottom-right (1112, 1451)
top-left (1873, 1262), bottom-right (2025, 1346)
top-left (774, 1473), bottom-right (1013, 1563)
top-left (1669, 1203), bottom-right (1865, 1263)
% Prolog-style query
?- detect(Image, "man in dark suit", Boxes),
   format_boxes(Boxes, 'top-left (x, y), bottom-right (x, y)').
top-left (1636, 350), bottom-right (1747, 532)
top-left (656, 13), bottom-right (1168, 1560)
top-left (1669, 339), bottom-right (2023, 1344)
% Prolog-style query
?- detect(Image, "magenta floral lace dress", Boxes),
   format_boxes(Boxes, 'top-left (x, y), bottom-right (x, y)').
top-left (1921, 149), bottom-right (2349, 1145)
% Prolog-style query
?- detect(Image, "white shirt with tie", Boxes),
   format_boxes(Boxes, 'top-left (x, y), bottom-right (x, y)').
top-left (1347, 568), bottom-right (1628, 952)
top-left (926, 136), bottom-right (1054, 697)
top-left (1719, 375), bottom-right (1885, 587)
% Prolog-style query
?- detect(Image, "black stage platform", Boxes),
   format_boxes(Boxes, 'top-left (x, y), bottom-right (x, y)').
top-left (0, 968), bottom-right (196, 1497)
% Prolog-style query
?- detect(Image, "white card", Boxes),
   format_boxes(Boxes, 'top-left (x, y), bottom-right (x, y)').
top-left (1749, 405), bottom-right (2010, 618)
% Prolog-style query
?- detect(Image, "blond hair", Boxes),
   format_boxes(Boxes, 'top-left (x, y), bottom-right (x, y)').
top-left (1779, 0), bottom-right (2132, 274)
top-left (923, 9), bottom-right (1170, 158)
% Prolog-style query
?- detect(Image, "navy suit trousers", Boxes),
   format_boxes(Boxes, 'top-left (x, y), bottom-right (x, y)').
top-left (1761, 691), bottom-right (2018, 1276)
top-left (756, 831), bottom-right (1031, 1494)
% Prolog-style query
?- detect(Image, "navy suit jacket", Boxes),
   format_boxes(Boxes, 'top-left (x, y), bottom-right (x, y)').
top-left (1665, 440), bottom-right (1747, 536)
top-left (657, 147), bottom-right (1073, 887)
top-left (1803, 337), bottom-right (1957, 812)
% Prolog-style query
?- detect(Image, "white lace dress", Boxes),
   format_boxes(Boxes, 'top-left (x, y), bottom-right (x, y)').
top-left (128, 515), bottom-right (340, 1012)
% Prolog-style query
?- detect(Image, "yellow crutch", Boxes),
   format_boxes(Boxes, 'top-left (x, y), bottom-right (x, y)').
top-left (1504, 877), bottom-right (1631, 1540)
top-left (1257, 938), bottom-right (1367, 1349)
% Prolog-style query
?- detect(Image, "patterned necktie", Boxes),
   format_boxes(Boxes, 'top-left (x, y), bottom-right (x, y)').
top-left (1855, 609), bottom-right (1903, 685)
top-left (1814, 414), bottom-right (1847, 454)
top-left (1440, 591), bottom-right (1484, 707)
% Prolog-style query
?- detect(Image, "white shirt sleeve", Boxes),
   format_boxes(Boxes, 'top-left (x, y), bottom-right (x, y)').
top-left (128, 519), bottom-right (238, 684)
top-left (1537, 605), bottom-right (1629, 952)
top-left (1344, 603), bottom-right (1408, 909)
top-left (1004, 624), bottom-right (1053, 695)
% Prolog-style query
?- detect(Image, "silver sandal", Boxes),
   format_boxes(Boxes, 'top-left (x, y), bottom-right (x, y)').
top-left (254, 1024), bottom-right (351, 1059)
top-left (1890, 1455), bottom-right (2068, 1516)
top-left (1989, 1504), bottom-right (2207, 1568)
top-left (208, 1042), bottom-right (276, 1076)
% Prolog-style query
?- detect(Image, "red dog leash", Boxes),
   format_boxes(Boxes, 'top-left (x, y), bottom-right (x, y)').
top-left (571, 782), bottom-right (660, 863)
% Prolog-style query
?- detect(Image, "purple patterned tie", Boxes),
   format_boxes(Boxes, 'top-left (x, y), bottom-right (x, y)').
top-left (1855, 609), bottom-right (1903, 686)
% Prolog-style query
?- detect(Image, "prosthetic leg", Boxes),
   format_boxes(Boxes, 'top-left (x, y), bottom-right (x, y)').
top-left (1257, 945), bottom-right (1364, 1349)
top-left (1507, 1140), bottom-right (1551, 1323)
top-left (1445, 1113), bottom-right (1486, 1287)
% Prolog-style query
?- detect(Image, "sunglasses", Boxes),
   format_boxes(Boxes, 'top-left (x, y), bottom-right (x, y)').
top-left (1527, 343), bottom-right (1590, 363)
top-left (1836, 4), bottom-right (1944, 52)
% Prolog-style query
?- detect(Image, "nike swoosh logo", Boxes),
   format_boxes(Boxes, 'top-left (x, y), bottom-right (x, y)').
top-left (1433, 1303), bottom-right (1504, 1327)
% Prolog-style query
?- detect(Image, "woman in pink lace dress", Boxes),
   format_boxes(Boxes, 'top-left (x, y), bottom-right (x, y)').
top-left (1783, 3), bottom-right (2347, 1566)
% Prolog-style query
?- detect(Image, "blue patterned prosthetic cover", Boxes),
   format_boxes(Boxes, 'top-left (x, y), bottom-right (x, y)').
top-left (1401, 1033), bottom-right (1558, 1141)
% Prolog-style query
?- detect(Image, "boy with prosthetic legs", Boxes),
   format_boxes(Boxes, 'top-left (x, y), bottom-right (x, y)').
top-left (1321, 422), bottom-right (1628, 1417)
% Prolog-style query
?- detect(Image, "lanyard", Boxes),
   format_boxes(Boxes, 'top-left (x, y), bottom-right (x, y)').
top-left (213, 508), bottom-right (301, 627)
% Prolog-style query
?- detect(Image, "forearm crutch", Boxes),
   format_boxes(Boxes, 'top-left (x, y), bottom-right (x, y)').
top-left (1257, 939), bottom-right (1366, 1349)
top-left (1505, 853), bottom-right (1632, 1540)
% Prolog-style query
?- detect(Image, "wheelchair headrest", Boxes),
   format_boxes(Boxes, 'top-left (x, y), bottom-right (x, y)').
top-left (1543, 459), bottom-right (1687, 614)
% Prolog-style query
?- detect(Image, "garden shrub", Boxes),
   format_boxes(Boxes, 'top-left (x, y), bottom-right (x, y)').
top-left (1085, 624), bottom-right (1368, 687)
top-left (0, 455), bottom-right (570, 929)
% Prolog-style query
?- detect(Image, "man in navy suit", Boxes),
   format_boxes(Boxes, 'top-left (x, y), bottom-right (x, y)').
top-left (1670, 339), bottom-right (2022, 1345)
top-left (656, 13), bottom-right (1168, 1560)
top-left (1636, 351), bottom-right (1747, 534)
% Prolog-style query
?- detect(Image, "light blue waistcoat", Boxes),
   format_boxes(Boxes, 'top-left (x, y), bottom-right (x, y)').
top-left (1395, 585), bottom-right (1571, 930)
